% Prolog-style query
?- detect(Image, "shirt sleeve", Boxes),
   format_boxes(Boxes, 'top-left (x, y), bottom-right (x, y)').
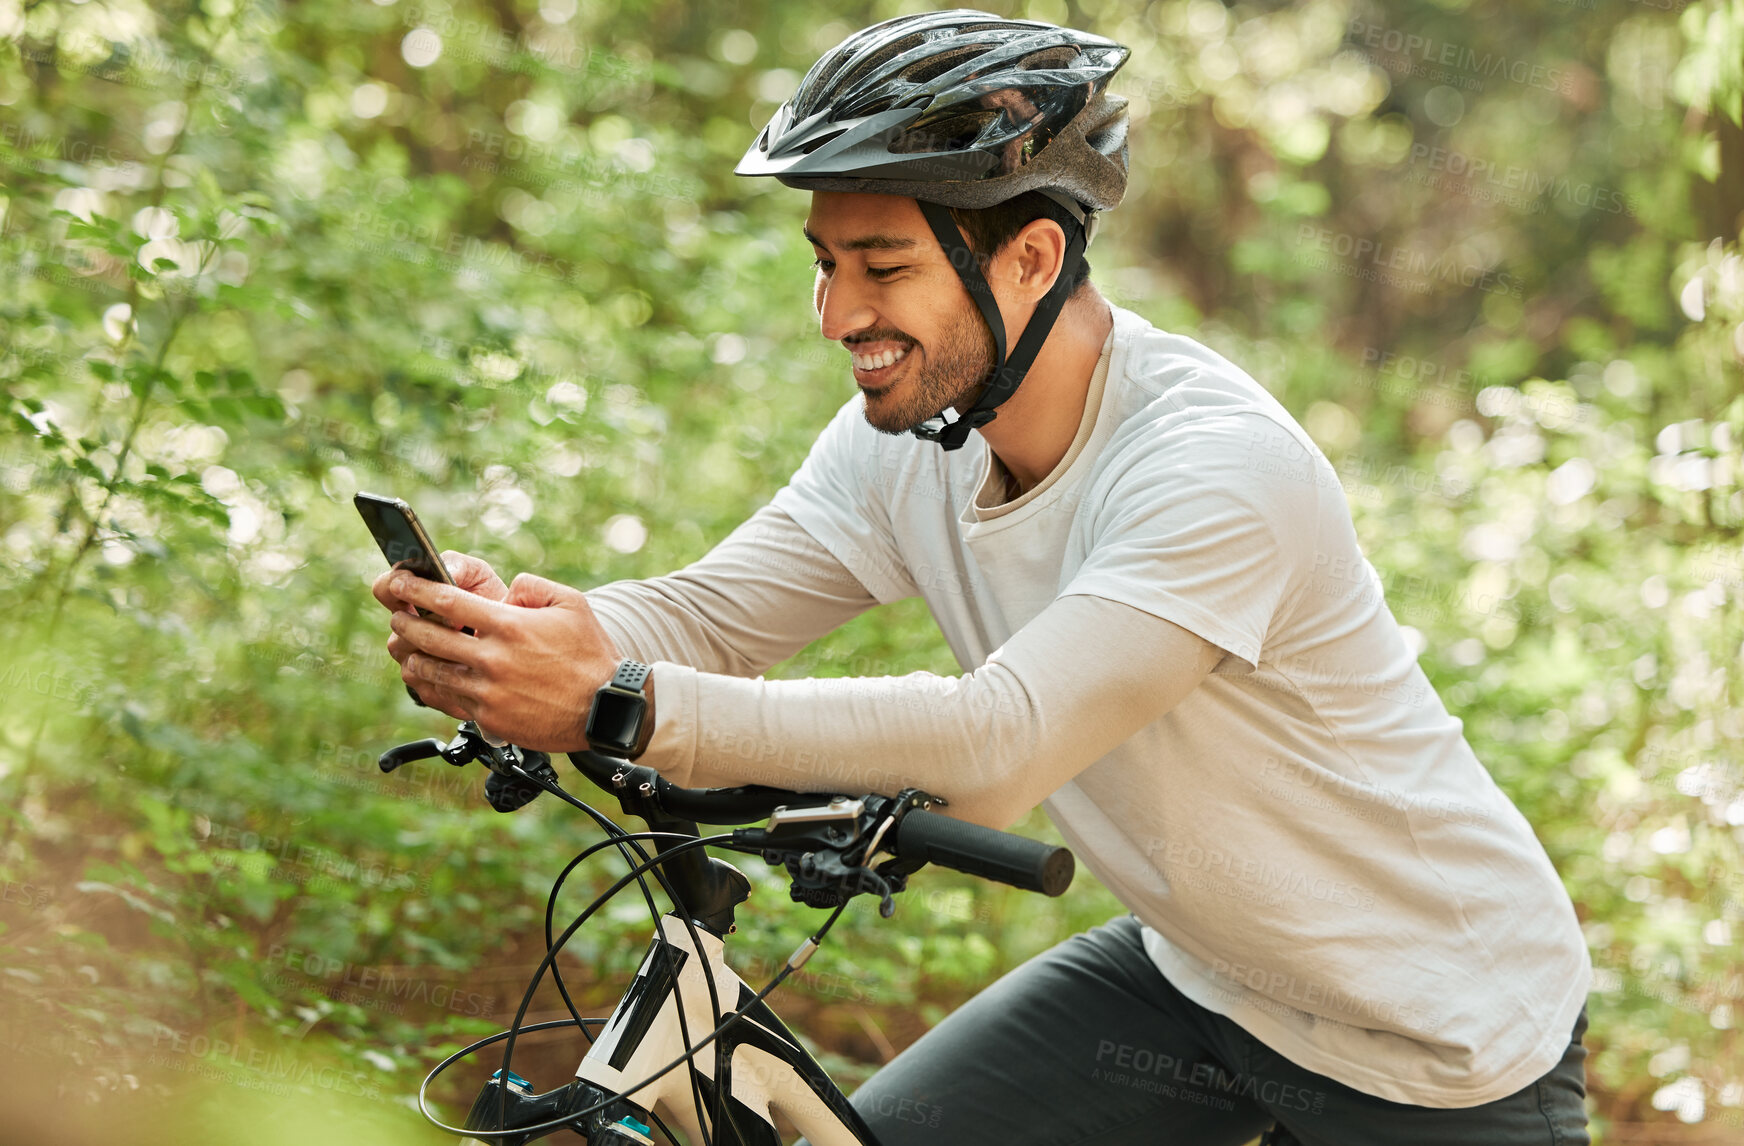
top-left (636, 593), bottom-right (1224, 830)
top-left (586, 503), bottom-right (880, 678)
top-left (1058, 410), bottom-right (1325, 674)
top-left (767, 395), bottom-right (921, 605)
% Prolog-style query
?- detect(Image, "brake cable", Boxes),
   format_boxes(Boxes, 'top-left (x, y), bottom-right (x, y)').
top-left (502, 762), bottom-right (723, 1145)
top-left (417, 831), bottom-right (852, 1140)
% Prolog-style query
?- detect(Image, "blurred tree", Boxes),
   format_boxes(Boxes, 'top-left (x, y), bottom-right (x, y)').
top-left (0, 0), bottom-right (1740, 1141)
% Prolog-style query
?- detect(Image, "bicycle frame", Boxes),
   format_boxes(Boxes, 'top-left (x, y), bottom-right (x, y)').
top-left (546, 913), bottom-right (881, 1146)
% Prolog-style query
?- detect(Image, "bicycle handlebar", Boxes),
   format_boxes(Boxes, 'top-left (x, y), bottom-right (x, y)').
top-left (564, 751), bottom-right (1075, 896)
top-left (382, 733), bottom-right (1074, 898)
top-left (890, 809), bottom-right (1074, 896)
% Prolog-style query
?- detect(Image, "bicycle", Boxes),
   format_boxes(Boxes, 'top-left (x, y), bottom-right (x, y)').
top-left (376, 719), bottom-right (1077, 1145)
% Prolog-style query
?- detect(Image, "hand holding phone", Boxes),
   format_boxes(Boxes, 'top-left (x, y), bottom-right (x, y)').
top-left (359, 498), bottom-right (628, 755)
top-left (357, 491), bottom-right (508, 744)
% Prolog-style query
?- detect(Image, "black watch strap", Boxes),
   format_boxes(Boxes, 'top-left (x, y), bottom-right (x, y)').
top-left (611, 660), bottom-right (651, 693)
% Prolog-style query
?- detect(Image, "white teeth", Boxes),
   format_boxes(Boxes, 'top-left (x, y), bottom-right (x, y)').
top-left (851, 345), bottom-right (910, 371)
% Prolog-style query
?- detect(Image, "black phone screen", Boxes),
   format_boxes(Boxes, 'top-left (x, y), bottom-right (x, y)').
top-left (355, 492), bottom-right (455, 586)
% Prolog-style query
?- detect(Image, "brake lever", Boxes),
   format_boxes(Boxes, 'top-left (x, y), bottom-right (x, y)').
top-left (378, 722), bottom-right (559, 812)
top-left (378, 738), bottom-right (448, 773)
top-left (797, 851), bottom-right (898, 917)
top-left (727, 788), bottom-right (947, 915)
top-left (861, 787), bottom-right (943, 864)
top-left (378, 722), bottom-right (489, 773)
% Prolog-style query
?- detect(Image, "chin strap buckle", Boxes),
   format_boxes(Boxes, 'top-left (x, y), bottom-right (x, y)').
top-left (911, 406), bottom-right (996, 451)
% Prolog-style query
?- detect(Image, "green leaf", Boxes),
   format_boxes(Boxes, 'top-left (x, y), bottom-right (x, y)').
top-left (244, 394), bottom-right (285, 419)
top-left (63, 220), bottom-right (112, 244)
top-left (124, 363), bottom-right (154, 399)
top-left (219, 960), bottom-right (281, 1013)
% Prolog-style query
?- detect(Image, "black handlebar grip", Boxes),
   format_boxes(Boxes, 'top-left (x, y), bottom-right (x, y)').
top-left (890, 810), bottom-right (1074, 896)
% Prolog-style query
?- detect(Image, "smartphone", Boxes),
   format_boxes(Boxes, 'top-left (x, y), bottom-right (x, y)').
top-left (357, 490), bottom-right (453, 586)
top-left (357, 492), bottom-right (506, 745)
top-left (355, 491), bottom-right (464, 628)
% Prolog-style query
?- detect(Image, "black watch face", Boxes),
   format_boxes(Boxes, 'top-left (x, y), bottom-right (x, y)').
top-left (588, 690), bottom-right (645, 751)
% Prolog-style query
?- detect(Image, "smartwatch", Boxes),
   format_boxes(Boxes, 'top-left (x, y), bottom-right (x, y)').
top-left (586, 660), bottom-right (652, 757)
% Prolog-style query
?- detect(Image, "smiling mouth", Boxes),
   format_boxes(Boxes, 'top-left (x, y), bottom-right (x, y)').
top-left (849, 343), bottom-right (913, 388)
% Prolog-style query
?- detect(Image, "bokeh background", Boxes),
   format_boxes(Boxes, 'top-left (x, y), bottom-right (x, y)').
top-left (2, 0), bottom-right (1742, 1142)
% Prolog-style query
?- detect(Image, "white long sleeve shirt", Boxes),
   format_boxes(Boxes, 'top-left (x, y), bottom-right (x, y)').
top-left (586, 304), bottom-right (1591, 1108)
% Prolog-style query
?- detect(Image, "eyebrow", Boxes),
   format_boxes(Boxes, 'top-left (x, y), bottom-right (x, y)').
top-left (803, 226), bottom-right (921, 252)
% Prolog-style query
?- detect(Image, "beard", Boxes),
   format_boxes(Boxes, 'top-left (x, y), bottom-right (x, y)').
top-left (856, 299), bottom-right (997, 436)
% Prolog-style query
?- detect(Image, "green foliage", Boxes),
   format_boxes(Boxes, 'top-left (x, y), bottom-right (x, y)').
top-left (0, 0), bottom-right (1741, 1142)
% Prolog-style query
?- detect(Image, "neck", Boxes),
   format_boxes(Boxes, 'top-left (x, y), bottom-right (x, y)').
top-left (972, 287), bottom-right (1113, 495)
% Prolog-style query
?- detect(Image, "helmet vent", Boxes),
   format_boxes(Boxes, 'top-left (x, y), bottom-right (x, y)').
top-left (833, 32), bottom-right (930, 96)
top-left (892, 110), bottom-right (997, 155)
top-left (1016, 44), bottom-right (1082, 71)
top-left (839, 92), bottom-right (898, 119)
top-left (900, 45), bottom-right (985, 86)
top-left (795, 129), bottom-right (845, 156)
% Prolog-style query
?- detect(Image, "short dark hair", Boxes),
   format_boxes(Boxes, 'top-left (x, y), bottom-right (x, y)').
top-left (946, 190), bottom-right (1093, 293)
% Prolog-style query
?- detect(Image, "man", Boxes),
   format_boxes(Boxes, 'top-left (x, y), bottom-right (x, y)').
top-left (374, 11), bottom-right (1593, 1144)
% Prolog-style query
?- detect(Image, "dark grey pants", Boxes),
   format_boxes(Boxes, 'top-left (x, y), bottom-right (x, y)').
top-left (844, 915), bottom-right (1590, 1145)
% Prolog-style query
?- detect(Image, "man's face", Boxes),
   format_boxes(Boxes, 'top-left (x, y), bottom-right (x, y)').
top-left (804, 192), bottom-right (995, 435)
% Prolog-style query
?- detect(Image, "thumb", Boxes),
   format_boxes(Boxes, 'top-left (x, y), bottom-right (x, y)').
top-left (505, 571), bottom-right (587, 610)
top-left (443, 551), bottom-right (509, 602)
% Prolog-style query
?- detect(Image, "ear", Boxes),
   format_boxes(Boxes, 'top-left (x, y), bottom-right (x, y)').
top-left (1002, 216), bottom-right (1067, 303)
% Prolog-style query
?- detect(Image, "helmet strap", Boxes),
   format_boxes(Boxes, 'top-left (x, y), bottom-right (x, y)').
top-left (912, 198), bottom-right (1089, 451)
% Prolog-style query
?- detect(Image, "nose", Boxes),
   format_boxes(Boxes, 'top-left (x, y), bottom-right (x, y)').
top-left (815, 267), bottom-right (879, 344)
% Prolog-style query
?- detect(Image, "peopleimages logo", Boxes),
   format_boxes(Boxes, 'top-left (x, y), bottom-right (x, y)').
top-left (0, 123), bottom-right (130, 168)
top-left (1205, 958), bottom-right (1444, 1033)
top-left (148, 1029), bottom-right (381, 1099)
top-left (1345, 19), bottom-right (1579, 95)
top-left (1405, 143), bottom-right (1639, 217)
top-left (266, 946), bottom-right (494, 1017)
top-left (1091, 1041), bottom-right (1325, 1113)
top-left (1142, 839), bottom-right (1379, 912)
top-left (1296, 225), bottom-right (1524, 299)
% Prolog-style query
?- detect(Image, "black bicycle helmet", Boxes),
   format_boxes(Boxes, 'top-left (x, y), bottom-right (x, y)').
top-left (737, 9), bottom-right (1132, 450)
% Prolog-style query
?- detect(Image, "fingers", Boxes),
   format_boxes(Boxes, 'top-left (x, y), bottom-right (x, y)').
top-left (504, 571), bottom-right (588, 610)
top-left (386, 566), bottom-right (609, 748)
top-left (380, 557), bottom-right (501, 722)
top-left (389, 571), bottom-right (502, 630)
top-left (444, 551), bottom-right (509, 602)
top-left (374, 554), bottom-right (505, 612)
top-left (372, 566), bottom-right (409, 612)
top-left (401, 649), bottom-right (476, 716)
top-left (390, 607), bottom-right (483, 666)
top-left (386, 630), bottom-right (418, 665)
top-left (397, 648), bottom-right (467, 711)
